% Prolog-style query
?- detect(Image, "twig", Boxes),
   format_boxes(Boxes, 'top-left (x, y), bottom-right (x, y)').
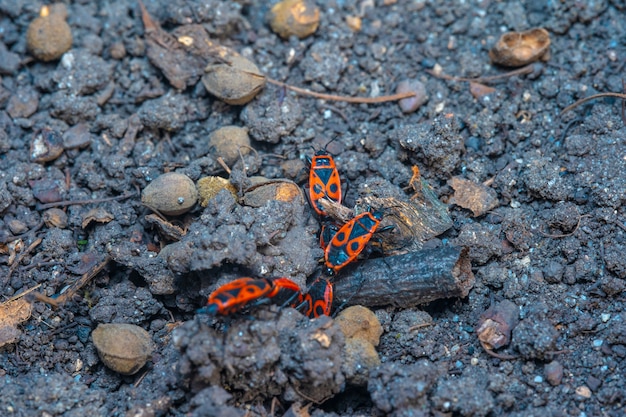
top-left (3, 284), bottom-right (42, 303)
top-left (426, 64), bottom-right (535, 83)
top-left (613, 219), bottom-right (626, 233)
top-left (216, 157), bottom-right (231, 174)
top-left (7, 238), bottom-right (43, 281)
top-left (560, 92), bottom-right (626, 116)
top-left (408, 322), bottom-right (433, 332)
top-left (37, 192), bottom-right (135, 210)
top-left (480, 340), bottom-right (518, 360)
top-left (28, 256), bottom-right (110, 307)
top-left (266, 78), bottom-right (415, 104)
top-left (133, 367), bottom-right (150, 388)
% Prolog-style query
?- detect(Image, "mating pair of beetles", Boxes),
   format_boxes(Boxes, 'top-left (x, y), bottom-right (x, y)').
top-left (201, 144), bottom-right (391, 319)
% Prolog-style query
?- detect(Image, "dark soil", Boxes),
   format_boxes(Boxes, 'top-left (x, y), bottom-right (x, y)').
top-left (1, 1), bottom-right (626, 416)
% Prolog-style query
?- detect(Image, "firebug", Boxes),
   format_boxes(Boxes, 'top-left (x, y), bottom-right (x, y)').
top-left (324, 209), bottom-right (385, 275)
top-left (300, 277), bottom-right (333, 318)
top-left (199, 277), bottom-right (274, 316)
top-left (308, 146), bottom-right (342, 217)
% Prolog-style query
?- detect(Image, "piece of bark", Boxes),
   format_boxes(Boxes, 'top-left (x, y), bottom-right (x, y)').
top-left (333, 246), bottom-right (474, 308)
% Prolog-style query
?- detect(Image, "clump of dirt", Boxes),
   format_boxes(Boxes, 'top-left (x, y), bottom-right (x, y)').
top-left (175, 308), bottom-right (345, 404)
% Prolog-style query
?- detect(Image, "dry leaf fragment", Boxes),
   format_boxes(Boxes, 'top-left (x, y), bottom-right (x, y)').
top-left (0, 298), bottom-right (33, 348)
top-left (489, 28), bottom-right (550, 67)
top-left (6, 239), bottom-right (24, 266)
top-left (82, 207), bottom-right (115, 229)
top-left (145, 213), bottom-right (185, 241)
top-left (469, 82), bottom-right (496, 99)
top-left (448, 176), bottom-right (499, 217)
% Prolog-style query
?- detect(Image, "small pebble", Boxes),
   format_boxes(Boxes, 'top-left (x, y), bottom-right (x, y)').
top-left (335, 305), bottom-right (383, 346)
top-left (269, 0), bottom-right (320, 39)
top-left (592, 339), bottom-right (603, 348)
top-left (342, 338), bottom-right (381, 386)
top-left (586, 376), bottom-right (602, 391)
top-left (62, 123), bottom-right (92, 149)
top-left (601, 313), bottom-right (610, 323)
top-left (30, 128), bottom-right (64, 163)
top-left (575, 385), bottom-right (591, 399)
top-left (208, 125), bottom-right (251, 166)
top-left (43, 208), bottom-right (68, 228)
top-left (544, 360), bottom-right (563, 386)
top-left (109, 41), bottom-right (126, 60)
top-left (533, 375), bottom-right (543, 384)
top-left (396, 79), bottom-right (428, 113)
top-left (26, 4), bottom-right (73, 62)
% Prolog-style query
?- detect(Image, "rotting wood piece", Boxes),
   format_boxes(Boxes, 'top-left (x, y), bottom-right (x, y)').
top-left (333, 246), bottom-right (474, 308)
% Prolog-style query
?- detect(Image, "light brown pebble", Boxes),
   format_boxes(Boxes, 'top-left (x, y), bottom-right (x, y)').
top-left (142, 172), bottom-right (198, 216)
top-left (342, 337), bottom-right (381, 386)
top-left (62, 123), bottom-right (92, 149)
top-left (208, 125), bottom-right (251, 166)
top-left (335, 305), bottom-right (383, 347)
top-left (345, 15), bottom-right (362, 32)
top-left (26, 4), bottom-right (73, 62)
top-left (109, 41), bottom-right (126, 60)
top-left (269, 0), bottom-right (320, 39)
top-left (575, 385), bottom-right (591, 399)
top-left (92, 323), bottom-right (153, 375)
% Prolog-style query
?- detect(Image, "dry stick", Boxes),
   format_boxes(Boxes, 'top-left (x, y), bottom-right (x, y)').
top-left (560, 92), bottom-right (626, 116)
top-left (7, 238), bottom-right (43, 281)
top-left (426, 63), bottom-right (535, 83)
top-left (3, 284), bottom-right (42, 304)
top-left (216, 157), bottom-right (232, 174)
top-left (480, 340), bottom-right (518, 360)
top-left (37, 192), bottom-right (135, 210)
top-left (28, 256), bottom-right (111, 308)
top-left (266, 78), bottom-right (415, 104)
top-left (333, 246), bottom-right (474, 308)
top-left (622, 80), bottom-right (626, 124)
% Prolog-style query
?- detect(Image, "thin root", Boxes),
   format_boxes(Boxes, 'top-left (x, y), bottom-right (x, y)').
top-left (37, 192), bottom-right (135, 210)
top-left (560, 92), bottom-right (626, 116)
top-left (426, 64), bottom-right (535, 83)
top-left (480, 341), bottom-right (518, 360)
top-left (408, 322), bottom-right (433, 332)
top-left (267, 78), bottom-right (415, 104)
